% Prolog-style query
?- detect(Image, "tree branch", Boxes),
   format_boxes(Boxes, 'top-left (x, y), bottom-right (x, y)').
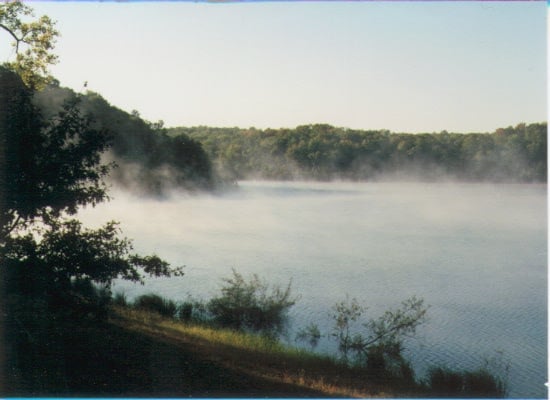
top-left (362, 320), bottom-right (414, 348)
top-left (0, 23), bottom-right (22, 53)
top-left (1, 213), bottom-right (23, 241)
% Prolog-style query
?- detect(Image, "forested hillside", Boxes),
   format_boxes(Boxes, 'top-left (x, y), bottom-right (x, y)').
top-left (34, 85), bottom-right (215, 195)
top-left (169, 123), bottom-right (547, 183)
top-left (32, 84), bottom-right (547, 189)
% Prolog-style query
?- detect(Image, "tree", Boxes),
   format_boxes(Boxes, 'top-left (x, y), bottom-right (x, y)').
top-left (328, 296), bottom-right (427, 379)
top-left (1, 65), bottom-right (183, 286)
top-left (329, 297), bottom-right (366, 362)
top-left (0, 65), bottom-right (184, 395)
top-left (4, 220), bottom-right (181, 289)
top-left (0, 66), bottom-right (110, 240)
top-left (0, 5), bottom-right (186, 392)
top-left (0, 0), bottom-right (59, 89)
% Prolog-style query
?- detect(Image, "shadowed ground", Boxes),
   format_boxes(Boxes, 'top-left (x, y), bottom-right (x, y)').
top-left (60, 320), bottom-right (331, 397)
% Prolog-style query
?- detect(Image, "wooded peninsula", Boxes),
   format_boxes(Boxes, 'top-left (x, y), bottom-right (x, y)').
top-left (36, 84), bottom-right (547, 196)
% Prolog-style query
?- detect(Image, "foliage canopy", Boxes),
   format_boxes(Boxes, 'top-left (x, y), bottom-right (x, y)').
top-left (34, 86), bottom-right (216, 195)
top-left (0, 66), bottom-right (182, 296)
top-left (171, 123), bottom-right (547, 183)
top-left (0, 66), bottom-right (110, 238)
top-left (0, 0), bottom-right (58, 89)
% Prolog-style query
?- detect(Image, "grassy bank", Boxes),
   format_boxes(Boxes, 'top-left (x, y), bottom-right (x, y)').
top-left (3, 297), bottom-right (508, 397)
top-left (109, 305), bottom-right (421, 397)
top-left (3, 285), bottom-right (508, 398)
top-left (3, 302), bottom-right (414, 397)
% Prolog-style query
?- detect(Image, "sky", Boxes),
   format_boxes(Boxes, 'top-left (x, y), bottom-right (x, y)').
top-left (2, 1), bottom-right (547, 133)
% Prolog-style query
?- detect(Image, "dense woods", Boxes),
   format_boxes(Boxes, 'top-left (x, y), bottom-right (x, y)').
top-left (28, 83), bottom-right (548, 194)
top-left (169, 123), bottom-right (547, 183)
top-left (34, 85), bottom-right (216, 195)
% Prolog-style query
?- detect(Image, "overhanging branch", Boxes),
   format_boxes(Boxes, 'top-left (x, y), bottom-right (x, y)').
top-left (0, 23), bottom-right (22, 53)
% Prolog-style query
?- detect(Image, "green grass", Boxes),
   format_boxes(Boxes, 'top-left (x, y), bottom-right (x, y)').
top-left (116, 306), bottom-right (290, 354)
top-left (112, 305), bottom-right (421, 398)
top-left (4, 298), bottom-right (506, 398)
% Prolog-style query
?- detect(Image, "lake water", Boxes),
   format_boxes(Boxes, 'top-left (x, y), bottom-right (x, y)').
top-left (79, 181), bottom-right (547, 398)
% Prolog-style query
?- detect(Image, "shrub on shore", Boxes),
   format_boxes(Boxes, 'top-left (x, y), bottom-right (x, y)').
top-left (426, 366), bottom-right (507, 398)
top-left (205, 269), bottom-right (298, 337)
top-left (133, 293), bottom-right (177, 318)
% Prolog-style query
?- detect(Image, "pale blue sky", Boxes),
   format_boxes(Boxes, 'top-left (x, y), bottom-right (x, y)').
top-left (4, 1), bottom-right (547, 132)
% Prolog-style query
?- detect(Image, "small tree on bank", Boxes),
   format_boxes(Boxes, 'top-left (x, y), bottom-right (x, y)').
top-left (297, 296), bottom-right (427, 382)
top-left (332, 296), bottom-right (427, 378)
top-left (207, 269), bottom-right (298, 337)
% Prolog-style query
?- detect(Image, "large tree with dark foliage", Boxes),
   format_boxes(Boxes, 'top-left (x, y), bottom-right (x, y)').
top-left (0, 65), bottom-right (182, 298)
top-left (0, 66), bottom-right (182, 394)
top-left (0, 67), bottom-right (110, 239)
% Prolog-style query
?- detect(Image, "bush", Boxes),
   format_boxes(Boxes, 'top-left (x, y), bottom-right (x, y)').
top-left (427, 367), bottom-right (464, 395)
top-left (133, 294), bottom-right (177, 318)
top-left (173, 296), bottom-right (211, 323)
top-left (463, 369), bottom-right (506, 397)
top-left (50, 278), bottom-right (112, 323)
top-left (177, 301), bottom-right (194, 321)
top-left (112, 291), bottom-right (128, 307)
top-left (427, 366), bottom-right (507, 398)
top-left (206, 269), bottom-right (298, 337)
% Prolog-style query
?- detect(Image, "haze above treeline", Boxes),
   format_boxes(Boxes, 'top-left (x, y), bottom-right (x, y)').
top-left (36, 84), bottom-right (547, 195)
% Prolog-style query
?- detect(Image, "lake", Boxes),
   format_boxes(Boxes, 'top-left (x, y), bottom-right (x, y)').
top-left (79, 181), bottom-right (547, 398)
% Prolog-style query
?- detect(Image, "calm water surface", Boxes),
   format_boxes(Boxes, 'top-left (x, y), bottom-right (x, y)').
top-left (79, 181), bottom-right (547, 398)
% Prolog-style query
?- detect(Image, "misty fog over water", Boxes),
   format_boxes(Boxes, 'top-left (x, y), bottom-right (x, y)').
top-left (78, 181), bottom-right (547, 398)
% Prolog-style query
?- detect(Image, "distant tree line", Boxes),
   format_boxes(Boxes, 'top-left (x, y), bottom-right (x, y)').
top-left (32, 83), bottom-right (547, 192)
top-left (169, 123), bottom-right (547, 183)
top-left (34, 85), bottom-right (216, 195)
